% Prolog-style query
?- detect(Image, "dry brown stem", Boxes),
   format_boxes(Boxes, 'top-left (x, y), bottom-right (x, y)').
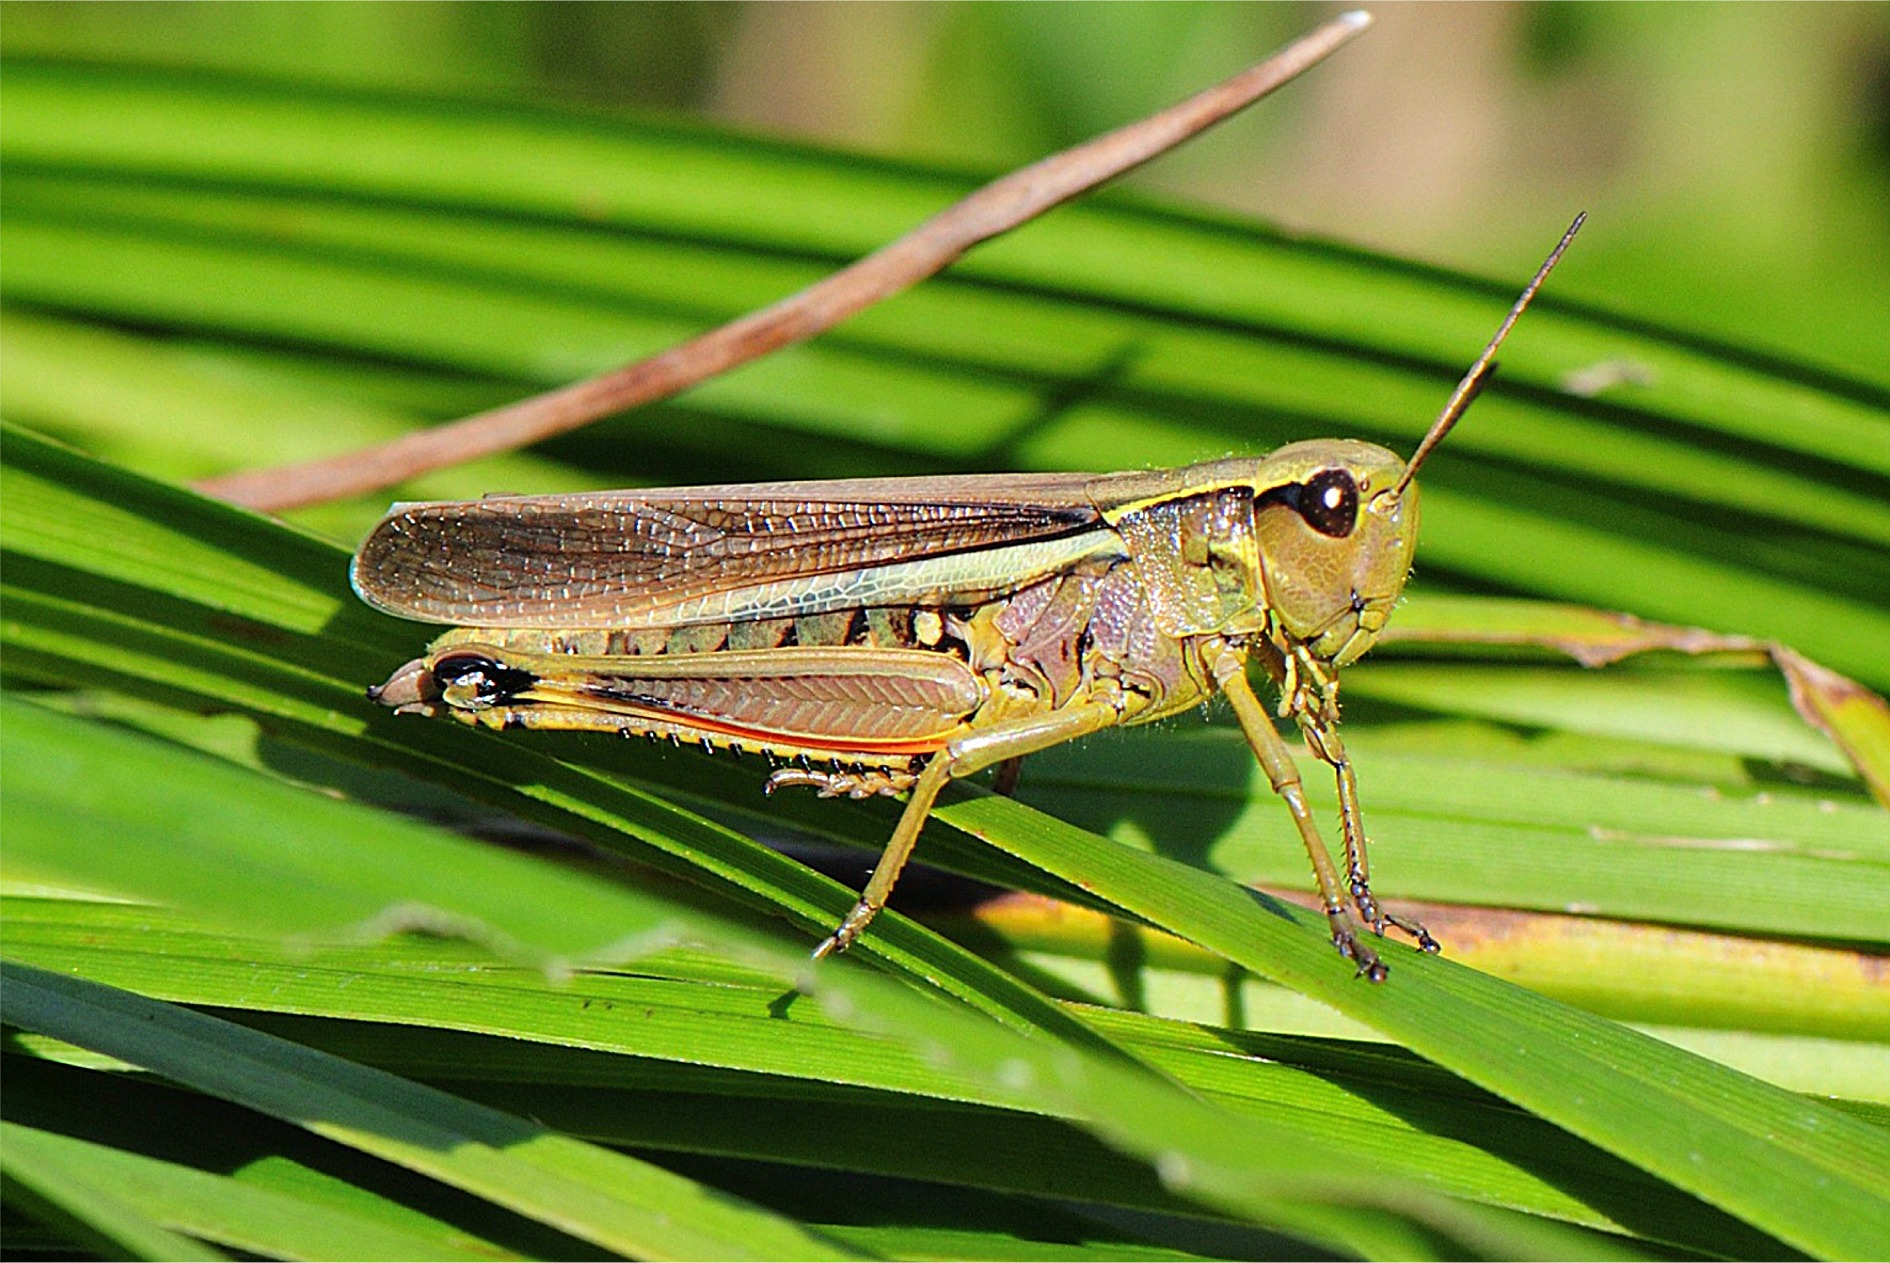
top-left (195, 11), bottom-right (1372, 512)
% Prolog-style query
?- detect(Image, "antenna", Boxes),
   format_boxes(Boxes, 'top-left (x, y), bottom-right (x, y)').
top-left (1395, 212), bottom-right (1586, 496)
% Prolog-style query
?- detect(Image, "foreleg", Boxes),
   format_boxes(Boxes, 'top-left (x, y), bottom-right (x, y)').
top-left (1203, 641), bottom-right (1390, 981)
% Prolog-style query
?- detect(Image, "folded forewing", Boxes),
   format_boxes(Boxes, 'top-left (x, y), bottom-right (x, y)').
top-left (352, 471), bottom-right (1123, 628)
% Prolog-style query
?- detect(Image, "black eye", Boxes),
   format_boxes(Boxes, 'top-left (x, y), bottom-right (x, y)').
top-left (1299, 469), bottom-right (1357, 538)
top-left (1260, 469), bottom-right (1359, 538)
top-left (431, 651), bottom-right (534, 704)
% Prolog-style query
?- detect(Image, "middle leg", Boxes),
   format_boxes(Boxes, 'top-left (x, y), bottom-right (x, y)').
top-left (812, 699), bottom-right (1124, 958)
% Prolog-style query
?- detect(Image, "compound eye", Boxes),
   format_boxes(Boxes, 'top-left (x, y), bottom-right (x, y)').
top-left (1298, 469), bottom-right (1357, 538)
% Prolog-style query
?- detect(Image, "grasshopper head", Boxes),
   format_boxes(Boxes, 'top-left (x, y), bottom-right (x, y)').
top-left (1252, 440), bottom-right (1418, 666)
top-left (1252, 214), bottom-right (1586, 668)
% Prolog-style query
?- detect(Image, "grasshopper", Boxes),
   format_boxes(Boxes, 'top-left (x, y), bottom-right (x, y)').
top-left (354, 217), bottom-right (1582, 980)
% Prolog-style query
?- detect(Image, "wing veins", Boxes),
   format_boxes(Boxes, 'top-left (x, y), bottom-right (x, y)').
top-left (354, 480), bottom-right (1109, 626)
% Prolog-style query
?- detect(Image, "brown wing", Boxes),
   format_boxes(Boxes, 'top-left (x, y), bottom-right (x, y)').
top-left (351, 470), bottom-right (1121, 628)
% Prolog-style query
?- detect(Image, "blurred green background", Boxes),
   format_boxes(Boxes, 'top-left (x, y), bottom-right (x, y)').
top-left (6, 0), bottom-right (1887, 379)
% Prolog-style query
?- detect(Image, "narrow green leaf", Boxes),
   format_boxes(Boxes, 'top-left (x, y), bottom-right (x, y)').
top-left (954, 892), bottom-right (1890, 1051)
top-left (1, 1121), bottom-right (510, 1262)
top-left (1014, 728), bottom-right (1890, 943)
top-left (937, 792), bottom-right (1890, 1259)
top-left (6, 924), bottom-right (1628, 1261)
top-left (5, 1050), bottom-right (574, 1259)
top-left (2, 691), bottom-right (711, 963)
top-left (0, 1123), bottom-right (225, 1261)
top-left (1, 963), bottom-right (862, 1262)
top-left (5, 896), bottom-right (1774, 1255)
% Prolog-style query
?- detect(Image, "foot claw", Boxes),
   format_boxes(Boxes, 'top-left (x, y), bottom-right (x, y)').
top-left (1351, 879), bottom-right (1440, 959)
top-left (813, 899), bottom-right (875, 959)
top-left (1384, 911), bottom-right (1439, 955)
top-left (1329, 921), bottom-right (1390, 984)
